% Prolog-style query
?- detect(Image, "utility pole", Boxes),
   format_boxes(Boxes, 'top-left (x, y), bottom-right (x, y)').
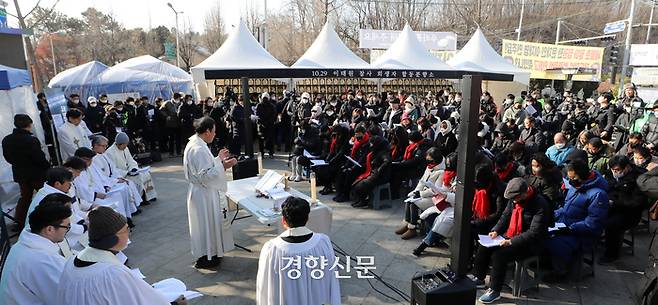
top-left (49, 33), bottom-right (56, 75)
top-left (618, 0), bottom-right (636, 96)
top-left (12, 0), bottom-right (44, 91)
top-left (647, 0), bottom-right (656, 44)
top-left (517, 0), bottom-right (525, 41)
top-left (555, 19), bottom-right (562, 44)
top-left (167, 3), bottom-right (183, 68)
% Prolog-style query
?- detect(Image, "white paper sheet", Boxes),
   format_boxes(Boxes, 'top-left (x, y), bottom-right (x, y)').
top-left (477, 234), bottom-right (506, 248)
top-left (422, 180), bottom-right (442, 194)
top-left (152, 278), bottom-right (203, 302)
top-left (404, 197), bottom-right (421, 203)
top-left (303, 150), bottom-right (319, 159)
top-left (344, 155), bottom-right (362, 167)
top-left (310, 159), bottom-right (327, 167)
top-left (548, 222), bottom-right (567, 232)
top-left (254, 170), bottom-right (283, 194)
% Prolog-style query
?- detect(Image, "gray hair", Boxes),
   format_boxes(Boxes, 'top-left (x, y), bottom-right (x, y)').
top-left (92, 135), bottom-right (108, 146)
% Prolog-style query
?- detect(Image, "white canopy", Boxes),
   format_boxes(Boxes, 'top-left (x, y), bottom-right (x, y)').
top-left (371, 24), bottom-right (453, 71)
top-left (48, 61), bottom-right (108, 88)
top-left (448, 28), bottom-right (530, 85)
top-left (292, 22), bottom-right (369, 69)
top-left (191, 20), bottom-right (287, 83)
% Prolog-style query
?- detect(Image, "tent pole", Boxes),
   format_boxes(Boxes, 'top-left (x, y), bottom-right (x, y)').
top-left (377, 78), bottom-right (383, 95)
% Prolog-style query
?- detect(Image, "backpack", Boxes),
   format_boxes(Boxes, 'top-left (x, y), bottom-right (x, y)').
top-left (638, 228), bottom-right (658, 305)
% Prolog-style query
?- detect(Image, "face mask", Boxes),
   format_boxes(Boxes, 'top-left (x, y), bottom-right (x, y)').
top-left (100, 98), bottom-right (107, 103)
top-left (405, 104), bottom-right (413, 111)
top-left (504, 99), bottom-right (512, 104)
top-left (326, 111), bottom-right (334, 116)
top-left (514, 104), bottom-right (522, 109)
top-left (116, 107), bottom-right (123, 111)
top-left (555, 143), bottom-right (565, 149)
top-left (545, 105), bottom-right (553, 111)
top-left (612, 171), bottom-right (625, 180)
top-left (654, 110), bottom-right (658, 116)
top-left (230, 101), bottom-right (236, 107)
top-left (89, 102), bottom-right (97, 107)
top-left (569, 178), bottom-right (582, 188)
top-left (72, 99), bottom-right (80, 104)
top-left (128, 101), bottom-right (135, 106)
top-left (433, 102), bottom-right (439, 107)
top-left (330, 101), bottom-right (337, 106)
top-left (455, 97), bottom-right (462, 102)
top-left (635, 158), bottom-right (646, 166)
top-left (187, 100), bottom-right (193, 105)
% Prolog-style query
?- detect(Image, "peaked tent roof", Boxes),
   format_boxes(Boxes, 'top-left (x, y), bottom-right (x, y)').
top-left (371, 24), bottom-right (453, 71)
top-left (0, 64), bottom-right (31, 90)
top-left (48, 61), bottom-right (108, 88)
top-left (191, 20), bottom-right (287, 82)
top-left (447, 28), bottom-right (530, 84)
top-left (106, 55), bottom-right (191, 81)
top-left (292, 22), bottom-right (369, 69)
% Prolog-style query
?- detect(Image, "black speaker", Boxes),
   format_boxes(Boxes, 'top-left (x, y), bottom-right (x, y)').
top-left (410, 267), bottom-right (476, 305)
top-left (231, 157), bottom-right (259, 180)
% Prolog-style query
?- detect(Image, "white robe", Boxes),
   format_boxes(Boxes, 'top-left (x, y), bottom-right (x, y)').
top-left (91, 154), bottom-right (141, 213)
top-left (56, 247), bottom-right (170, 305)
top-left (183, 134), bottom-right (234, 258)
top-left (73, 170), bottom-right (130, 218)
top-left (256, 227), bottom-right (342, 305)
top-left (0, 231), bottom-right (66, 305)
top-left (26, 184), bottom-right (85, 256)
top-left (104, 144), bottom-right (157, 200)
top-left (58, 121), bottom-right (91, 160)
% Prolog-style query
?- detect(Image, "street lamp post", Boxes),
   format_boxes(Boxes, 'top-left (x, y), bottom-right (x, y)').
top-left (167, 2), bottom-right (183, 68)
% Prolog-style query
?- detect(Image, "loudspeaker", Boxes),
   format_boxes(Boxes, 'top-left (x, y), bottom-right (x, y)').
top-left (231, 157), bottom-right (259, 180)
top-left (410, 267), bottom-right (476, 305)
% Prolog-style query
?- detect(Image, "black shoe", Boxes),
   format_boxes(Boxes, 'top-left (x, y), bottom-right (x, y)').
top-left (474, 278), bottom-right (486, 289)
top-left (413, 242), bottom-right (429, 256)
top-left (149, 197), bottom-right (157, 202)
top-left (127, 218), bottom-right (135, 228)
top-left (131, 209), bottom-right (142, 216)
top-left (194, 256), bottom-right (217, 269)
top-left (333, 195), bottom-right (348, 203)
top-left (353, 201), bottom-right (370, 209)
top-left (140, 200), bottom-right (151, 206)
top-left (598, 255), bottom-right (619, 265)
top-left (320, 187), bottom-right (334, 195)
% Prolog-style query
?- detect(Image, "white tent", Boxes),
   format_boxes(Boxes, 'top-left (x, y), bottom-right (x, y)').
top-left (48, 61), bottom-right (108, 101)
top-left (448, 28), bottom-right (530, 102)
top-left (89, 55), bottom-right (193, 100)
top-left (191, 20), bottom-right (287, 83)
top-left (292, 22), bottom-right (369, 69)
top-left (371, 24), bottom-right (453, 71)
top-left (448, 28), bottom-right (530, 84)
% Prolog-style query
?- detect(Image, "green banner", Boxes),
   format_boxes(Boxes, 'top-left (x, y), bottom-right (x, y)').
top-left (164, 42), bottom-right (176, 60)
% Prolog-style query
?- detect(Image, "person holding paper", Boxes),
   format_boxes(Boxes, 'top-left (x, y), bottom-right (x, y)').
top-left (58, 109), bottom-right (92, 161)
top-left (0, 199), bottom-right (72, 305)
top-left (105, 132), bottom-right (158, 201)
top-left (288, 120), bottom-right (322, 182)
top-left (396, 148), bottom-right (444, 240)
top-left (256, 197), bottom-right (341, 305)
top-left (388, 131), bottom-right (432, 199)
top-left (350, 136), bottom-right (391, 209)
top-left (315, 125), bottom-right (350, 195)
top-left (183, 117), bottom-right (237, 269)
top-left (333, 124), bottom-right (369, 203)
top-left (56, 207), bottom-right (186, 305)
top-left (474, 178), bottom-right (549, 304)
top-left (542, 160), bottom-right (609, 282)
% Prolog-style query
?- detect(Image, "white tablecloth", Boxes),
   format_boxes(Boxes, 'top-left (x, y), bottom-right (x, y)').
top-left (226, 177), bottom-right (333, 234)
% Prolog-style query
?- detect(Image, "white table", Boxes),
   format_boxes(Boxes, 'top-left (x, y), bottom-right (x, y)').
top-left (226, 177), bottom-right (333, 234)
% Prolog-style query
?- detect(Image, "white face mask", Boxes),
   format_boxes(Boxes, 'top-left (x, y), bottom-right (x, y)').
top-left (128, 101), bottom-right (135, 106)
top-left (100, 98), bottom-right (107, 103)
top-left (555, 143), bottom-right (565, 149)
top-left (405, 104), bottom-right (413, 111)
top-left (326, 111), bottom-right (334, 116)
top-left (116, 107), bottom-right (123, 111)
top-left (186, 100), bottom-right (193, 105)
top-left (72, 99), bottom-right (80, 104)
top-left (455, 97), bottom-right (462, 102)
top-left (612, 171), bottom-right (625, 180)
top-left (89, 102), bottom-right (97, 107)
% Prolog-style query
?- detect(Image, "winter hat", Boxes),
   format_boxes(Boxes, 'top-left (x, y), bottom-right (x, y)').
top-left (311, 105), bottom-right (322, 113)
top-left (261, 92), bottom-right (270, 100)
top-left (88, 206), bottom-right (127, 250)
top-left (504, 178), bottom-right (529, 200)
top-left (623, 83), bottom-right (636, 90)
top-left (88, 96), bottom-right (98, 104)
top-left (115, 132), bottom-right (129, 145)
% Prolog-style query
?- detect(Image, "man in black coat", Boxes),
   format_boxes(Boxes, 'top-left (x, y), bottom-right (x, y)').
top-left (229, 95), bottom-right (246, 155)
top-left (36, 92), bottom-right (58, 161)
top-left (474, 178), bottom-right (549, 303)
top-left (84, 97), bottom-right (105, 133)
top-left (1, 114), bottom-right (51, 229)
top-left (600, 155), bottom-right (648, 264)
top-left (518, 116), bottom-right (545, 153)
top-left (256, 93), bottom-right (277, 158)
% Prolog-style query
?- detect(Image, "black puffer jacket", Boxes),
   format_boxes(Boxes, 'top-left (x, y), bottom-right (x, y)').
top-left (638, 166), bottom-right (658, 201)
top-left (492, 192), bottom-right (550, 248)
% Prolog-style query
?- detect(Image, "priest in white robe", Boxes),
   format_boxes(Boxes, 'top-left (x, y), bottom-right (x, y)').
top-left (90, 135), bottom-right (142, 220)
top-left (105, 132), bottom-right (157, 201)
top-left (183, 117), bottom-right (236, 269)
top-left (56, 207), bottom-right (186, 305)
top-left (0, 199), bottom-right (72, 305)
top-left (58, 109), bottom-right (91, 160)
top-left (72, 147), bottom-right (130, 218)
top-left (257, 196), bottom-right (341, 305)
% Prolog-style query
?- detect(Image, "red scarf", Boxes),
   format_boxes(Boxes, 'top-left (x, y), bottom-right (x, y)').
top-left (443, 170), bottom-right (457, 187)
top-left (390, 145), bottom-right (398, 160)
top-left (472, 187), bottom-right (491, 220)
top-left (330, 138), bottom-right (337, 154)
top-left (355, 152), bottom-right (374, 182)
top-left (427, 163), bottom-right (439, 169)
top-left (496, 163), bottom-right (514, 181)
top-left (505, 186), bottom-right (535, 238)
top-left (351, 133), bottom-right (370, 158)
top-left (404, 140), bottom-right (423, 160)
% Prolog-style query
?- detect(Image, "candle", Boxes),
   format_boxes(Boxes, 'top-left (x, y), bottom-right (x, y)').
top-left (310, 172), bottom-right (317, 203)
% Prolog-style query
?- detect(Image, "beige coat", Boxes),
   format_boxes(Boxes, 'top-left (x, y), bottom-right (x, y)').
top-left (407, 165), bottom-right (445, 210)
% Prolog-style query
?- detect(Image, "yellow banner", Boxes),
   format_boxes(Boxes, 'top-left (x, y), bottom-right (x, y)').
top-left (501, 39), bottom-right (604, 82)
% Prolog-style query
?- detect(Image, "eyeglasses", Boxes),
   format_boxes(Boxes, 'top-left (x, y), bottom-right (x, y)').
top-left (53, 224), bottom-right (71, 232)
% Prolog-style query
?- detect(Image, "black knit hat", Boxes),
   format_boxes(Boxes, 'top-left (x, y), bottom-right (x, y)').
top-left (88, 206), bottom-right (127, 250)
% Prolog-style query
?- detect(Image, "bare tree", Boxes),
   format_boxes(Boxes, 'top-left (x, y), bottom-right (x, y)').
top-left (202, 2), bottom-right (226, 52)
top-left (178, 20), bottom-right (200, 71)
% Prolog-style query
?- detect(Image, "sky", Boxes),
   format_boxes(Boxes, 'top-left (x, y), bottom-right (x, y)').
top-left (5, 0), bottom-right (284, 33)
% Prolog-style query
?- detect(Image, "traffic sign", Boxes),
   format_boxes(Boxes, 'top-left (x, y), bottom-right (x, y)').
top-left (604, 20), bottom-right (626, 34)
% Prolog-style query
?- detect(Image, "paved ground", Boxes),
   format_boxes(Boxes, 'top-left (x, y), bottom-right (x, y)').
top-left (120, 156), bottom-right (650, 305)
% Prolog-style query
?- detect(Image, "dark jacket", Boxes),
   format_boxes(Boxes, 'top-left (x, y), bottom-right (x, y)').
top-left (524, 168), bottom-right (563, 215)
top-left (256, 100), bottom-right (277, 131)
top-left (383, 108), bottom-right (403, 127)
top-left (472, 181), bottom-right (507, 234)
top-left (434, 131), bottom-right (458, 158)
top-left (84, 105), bottom-right (105, 133)
top-left (354, 143), bottom-right (391, 186)
top-left (492, 189), bottom-right (549, 248)
top-left (637, 166), bottom-right (658, 201)
top-left (605, 166), bottom-right (648, 216)
top-left (398, 140), bottom-right (433, 179)
top-left (2, 129), bottom-right (50, 183)
top-left (555, 172), bottom-right (609, 238)
top-left (229, 104), bottom-right (245, 137)
top-left (642, 115), bottom-right (658, 148)
top-left (518, 127), bottom-right (545, 153)
top-left (178, 103), bottom-right (202, 129)
top-left (591, 105), bottom-right (616, 136)
top-left (135, 103), bottom-right (156, 131)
